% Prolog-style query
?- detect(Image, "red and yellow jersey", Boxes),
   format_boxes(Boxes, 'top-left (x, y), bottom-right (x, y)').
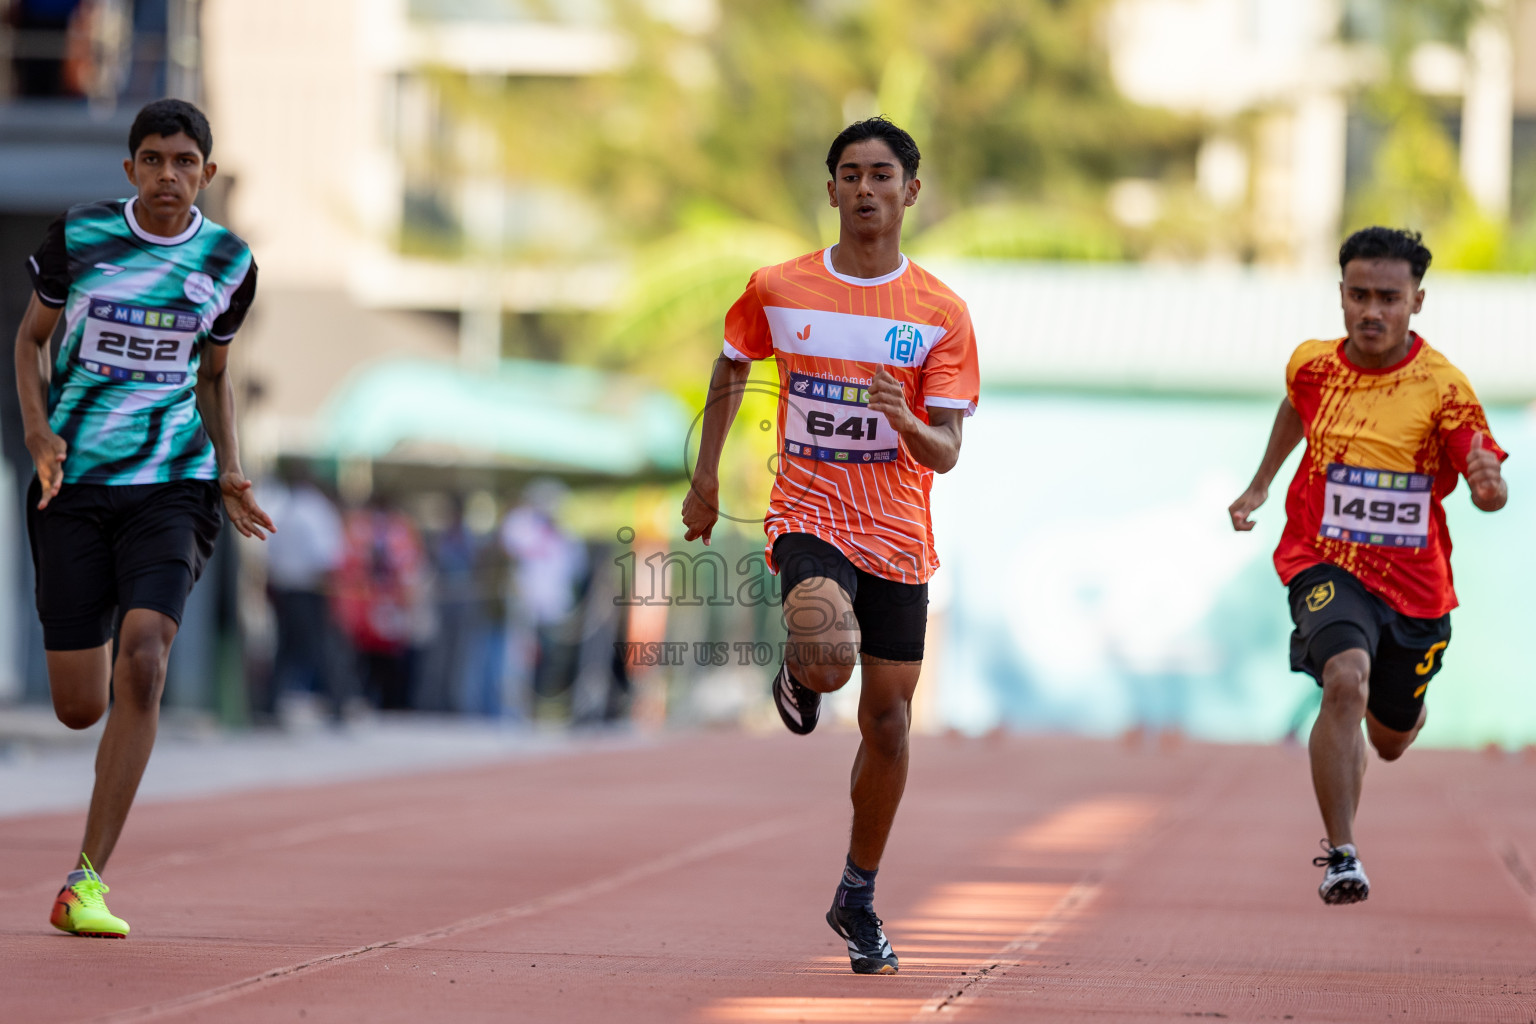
top-left (723, 248), bottom-right (980, 584)
top-left (1275, 333), bottom-right (1507, 618)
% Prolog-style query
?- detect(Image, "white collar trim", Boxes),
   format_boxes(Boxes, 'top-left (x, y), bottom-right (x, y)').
top-left (124, 197), bottom-right (203, 246)
top-left (822, 247), bottom-right (909, 287)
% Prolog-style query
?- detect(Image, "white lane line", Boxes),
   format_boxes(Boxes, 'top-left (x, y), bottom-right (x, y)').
top-left (89, 812), bottom-right (810, 1024)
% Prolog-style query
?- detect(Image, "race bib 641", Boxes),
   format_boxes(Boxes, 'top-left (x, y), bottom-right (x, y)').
top-left (783, 371), bottom-right (900, 465)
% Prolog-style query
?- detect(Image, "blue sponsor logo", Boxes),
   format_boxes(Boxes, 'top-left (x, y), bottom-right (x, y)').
top-left (811, 382), bottom-right (826, 397)
top-left (885, 323), bottom-right (925, 364)
top-left (827, 385), bottom-right (842, 401)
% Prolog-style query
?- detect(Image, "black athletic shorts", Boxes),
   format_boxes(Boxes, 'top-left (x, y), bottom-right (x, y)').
top-left (1287, 563), bottom-right (1451, 733)
top-left (772, 532), bottom-right (927, 662)
top-left (27, 477), bottom-right (223, 651)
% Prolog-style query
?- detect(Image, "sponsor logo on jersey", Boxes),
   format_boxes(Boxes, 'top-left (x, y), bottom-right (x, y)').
top-left (183, 271), bottom-right (216, 304)
top-left (93, 262), bottom-right (125, 276)
top-left (89, 300), bottom-right (198, 331)
top-left (797, 324), bottom-right (811, 340)
top-left (827, 385), bottom-right (842, 400)
top-left (886, 323), bottom-right (925, 364)
top-left (793, 379), bottom-right (810, 393)
top-left (862, 453), bottom-right (872, 461)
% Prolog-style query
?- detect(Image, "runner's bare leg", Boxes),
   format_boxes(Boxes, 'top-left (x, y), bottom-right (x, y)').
top-left (79, 609), bottom-right (178, 871)
top-left (1309, 648), bottom-right (1370, 848)
top-left (849, 657), bottom-right (922, 871)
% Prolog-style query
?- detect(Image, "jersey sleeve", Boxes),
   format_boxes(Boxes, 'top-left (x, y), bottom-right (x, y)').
top-left (921, 304), bottom-right (980, 416)
top-left (26, 215), bottom-right (71, 309)
top-left (1283, 342), bottom-right (1314, 406)
top-left (722, 270), bottom-right (772, 361)
top-left (1437, 367), bottom-right (1508, 473)
top-left (208, 261), bottom-right (258, 344)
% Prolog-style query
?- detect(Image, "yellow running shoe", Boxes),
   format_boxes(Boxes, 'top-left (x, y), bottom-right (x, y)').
top-left (49, 855), bottom-right (129, 938)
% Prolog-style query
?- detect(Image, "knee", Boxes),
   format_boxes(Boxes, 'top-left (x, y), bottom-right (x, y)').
top-left (859, 703), bottom-right (910, 759)
top-left (115, 638), bottom-right (169, 713)
top-left (1370, 708), bottom-right (1423, 762)
top-left (1319, 658), bottom-right (1369, 720)
top-left (794, 644), bottom-right (856, 693)
top-left (54, 696), bottom-right (106, 731)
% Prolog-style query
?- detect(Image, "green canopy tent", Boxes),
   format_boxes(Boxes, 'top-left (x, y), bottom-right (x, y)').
top-left (316, 357), bottom-right (691, 480)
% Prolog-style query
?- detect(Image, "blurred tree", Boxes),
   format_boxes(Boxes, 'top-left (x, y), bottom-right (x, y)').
top-left (436, 0), bottom-right (1199, 383)
top-left (1341, 0), bottom-right (1517, 270)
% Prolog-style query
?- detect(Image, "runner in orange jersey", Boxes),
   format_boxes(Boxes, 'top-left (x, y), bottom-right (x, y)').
top-left (681, 117), bottom-right (979, 974)
top-left (1229, 227), bottom-right (1508, 905)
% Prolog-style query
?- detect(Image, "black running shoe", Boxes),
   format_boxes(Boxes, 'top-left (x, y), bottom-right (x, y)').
top-left (772, 662), bottom-right (820, 735)
top-left (1313, 840), bottom-right (1370, 905)
top-left (827, 902), bottom-right (898, 974)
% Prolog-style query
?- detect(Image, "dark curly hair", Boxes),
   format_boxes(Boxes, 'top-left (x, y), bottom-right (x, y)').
top-left (825, 117), bottom-right (920, 180)
top-left (1339, 226), bottom-right (1432, 281)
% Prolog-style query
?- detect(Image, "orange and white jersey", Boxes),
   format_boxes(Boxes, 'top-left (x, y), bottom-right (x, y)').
top-left (723, 248), bottom-right (980, 584)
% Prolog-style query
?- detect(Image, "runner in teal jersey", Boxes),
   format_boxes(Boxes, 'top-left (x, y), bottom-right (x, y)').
top-left (13, 99), bottom-right (274, 938)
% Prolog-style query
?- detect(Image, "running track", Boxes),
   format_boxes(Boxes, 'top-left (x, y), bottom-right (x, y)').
top-left (3, 731), bottom-right (1535, 1022)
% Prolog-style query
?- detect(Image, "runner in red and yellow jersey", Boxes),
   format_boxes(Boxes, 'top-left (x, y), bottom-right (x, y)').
top-left (682, 118), bottom-right (978, 974)
top-left (1229, 227), bottom-right (1508, 906)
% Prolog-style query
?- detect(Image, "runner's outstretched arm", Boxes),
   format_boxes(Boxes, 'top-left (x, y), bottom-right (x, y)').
top-left (194, 342), bottom-right (274, 540)
top-left (867, 368), bottom-right (963, 473)
top-left (13, 293), bottom-right (66, 509)
top-left (1465, 430), bottom-right (1508, 512)
top-left (682, 353), bottom-right (752, 545)
top-left (1229, 396), bottom-right (1304, 531)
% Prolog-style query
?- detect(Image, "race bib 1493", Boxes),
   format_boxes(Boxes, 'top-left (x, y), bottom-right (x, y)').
top-left (77, 298), bottom-right (198, 385)
top-left (783, 371), bottom-right (900, 465)
top-left (1319, 462), bottom-right (1432, 548)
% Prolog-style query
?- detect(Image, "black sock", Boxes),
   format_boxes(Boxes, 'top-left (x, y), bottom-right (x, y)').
top-left (835, 854), bottom-right (877, 909)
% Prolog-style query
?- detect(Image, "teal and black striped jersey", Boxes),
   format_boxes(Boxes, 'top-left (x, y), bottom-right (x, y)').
top-left (26, 197), bottom-right (257, 486)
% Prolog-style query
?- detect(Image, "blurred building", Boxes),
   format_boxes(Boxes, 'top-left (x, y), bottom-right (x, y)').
top-left (201, 0), bottom-right (633, 464)
top-left (1108, 0), bottom-right (1536, 267)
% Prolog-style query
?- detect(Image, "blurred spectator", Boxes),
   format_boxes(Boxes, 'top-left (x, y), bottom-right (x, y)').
top-left (334, 498), bottom-right (426, 711)
top-left (10, 0), bottom-right (83, 96)
top-left (460, 500), bottom-right (512, 717)
top-left (570, 539), bottom-right (633, 726)
top-left (259, 461), bottom-right (350, 724)
top-left (500, 479), bottom-right (587, 718)
top-left (416, 497), bottom-right (478, 712)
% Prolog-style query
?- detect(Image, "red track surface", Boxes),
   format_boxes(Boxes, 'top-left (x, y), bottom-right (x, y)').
top-left (3, 732), bottom-right (1536, 1023)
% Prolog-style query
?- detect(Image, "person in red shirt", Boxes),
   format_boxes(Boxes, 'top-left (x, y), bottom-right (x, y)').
top-left (1229, 227), bottom-right (1508, 905)
top-left (681, 118), bottom-right (979, 974)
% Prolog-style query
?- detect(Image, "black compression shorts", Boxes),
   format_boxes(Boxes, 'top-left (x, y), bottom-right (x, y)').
top-left (1287, 563), bottom-right (1451, 733)
top-left (27, 477), bottom-right (222, 650)
top-left (772, 532), bottom-right (927, 662)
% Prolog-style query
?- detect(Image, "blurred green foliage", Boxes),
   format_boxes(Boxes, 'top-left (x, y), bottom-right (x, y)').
top-left (1340, 0), bottom-right (1536, 271)
top-left (433, 0), bottom-right (1200, 381)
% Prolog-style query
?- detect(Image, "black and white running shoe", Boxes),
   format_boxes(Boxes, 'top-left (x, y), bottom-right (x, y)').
top-left (1314, 840), bottom-right (1370, 905)
top-left (772, 662), bottom-right (820, 735)
top-left (827, 902), bottom-right (899, 974)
